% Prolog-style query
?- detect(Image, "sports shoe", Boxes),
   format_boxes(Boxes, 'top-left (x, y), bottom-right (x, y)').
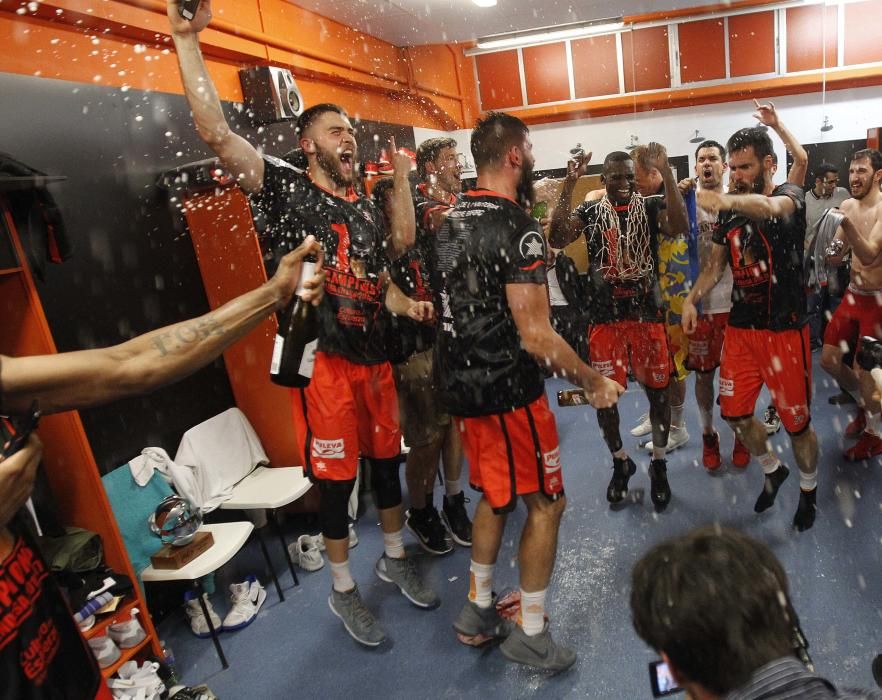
top-left (845, 412), bottom-right (866, 439)
top-left (107, 608), bottom-right (147, 649)
top-left (844, 431), bottom-right (882, 461)
top-left (406, 507), bottom-right (453, 555)
top-left (453, 598), bottom-right (514, 644)
top-left (442, 492), bottom-right (473, 547)
top-left (328, 585), bottom-right (386, 647)
top-left (648, 458), bottom-right (671, 512)
top-left (289, 534), bottom-right (324, 571)
top-left (630, 412), bottom-right (652, 437)
top-left (499, 623), bottom-right (576, 673)
top-left (606, 456), bottom-right (636, 504)
top-left (375, 555), bottom-right (440, 609)
top-left (828, 389), bottom-right (855, 405)
top-left (754, 464), bottom-right (790, 513)
top-left (184, 591), bottom-right (222, 639)
top-left (221, 576), bottom-right (266, 631)
top-left (87, 635), bottom-right (121, 668)
top-left (793, 488), bottom-right (817, 532)
top-left (642, 425), bottom-right (689, 453)
top-left (314, 524), bottom-right (358, 551)
top-left (763, 406), bottom-right (782, 435)
top-left (732, 438), bottom-right (750, 468)
top-left (702, 432), bottom-right (721, 471)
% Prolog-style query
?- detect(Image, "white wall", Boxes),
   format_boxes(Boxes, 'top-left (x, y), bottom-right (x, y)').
top-left (414, 85), bottom-right (882, 182)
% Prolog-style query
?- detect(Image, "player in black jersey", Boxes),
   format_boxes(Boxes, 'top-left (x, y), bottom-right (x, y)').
top-left (169, 2), bottom-right (440, 647)
top-left (436, 112), bottom-right (621, 672)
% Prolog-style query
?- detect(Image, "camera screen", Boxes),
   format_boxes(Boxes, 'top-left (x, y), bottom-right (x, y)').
top-left (649, 660), bottom-right (683, 697)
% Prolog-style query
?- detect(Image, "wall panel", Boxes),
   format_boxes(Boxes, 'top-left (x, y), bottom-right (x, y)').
top-left (678, 18), bottom-right (726, 83)
top-left (523, 43), bottom-right (570, 104)
top-left (728, 11), bottom-right (776, 77)
top-left (621, 26), bottom-right (670, 93)
top-left (572, 35), bottom-right (620, 98)
top-left (844, 0), bottom-right (882, 65)
top-left (475, 50), bottom-right (523, 110)
top-left (786, 5), bottom-right (838, 73)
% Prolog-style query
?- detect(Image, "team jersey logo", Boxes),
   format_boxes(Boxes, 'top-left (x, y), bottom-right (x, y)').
top-left (519, 231), bottom-right (545, 260)
top-left (312, 438), bottom-right (346, 459)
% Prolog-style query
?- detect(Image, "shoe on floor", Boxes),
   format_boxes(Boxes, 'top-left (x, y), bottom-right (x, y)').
top-left (630, 412), bottom-right (652, 437)
top-left (107, 608), bottom-right (147, 649)
top-left (184, 591), bottom-right (222, 639)
top-left (606, 456), bottom-right (637, 504)
top-left (793, 488), bottom-right (817, 532)
top-left (221, 576), bottom-right (267, 632)
top-left (845, 412), bottom-right (866, 439)
top-left (754, 464), bottom-right (790, 513)
top-left (442, 492), bottom-right (473, 547)
top-left (642, 426), bottom-right (689, 453)
top-left (314, 524), bottom-right (358, 552)
top-left (732, 438), bottom-right (751, 468)
top-left (289, 534), bottom-right (324, 571)
top-left (844, 431), bottom-right (882, 461)
top-left (702, 432), bottom-right (721, 471)
top-left (499, 623), bottom-right (576, 673)
top-left (375, 555), bottom-right (440, 609)
top-left (648, 458), bottom-right (671, 512)
top-left (328, 585), bottom-right (386, 647)
top-left (828, 390), bottom-right (856, 405)
top-left (762, 406), bottom-right (782, 435)
top-left (87, 635), bottom-right (121, 668)
top-left (453, 598), bottom-right (514, 644)
top-left (406, 506), bottom-right (453, 555)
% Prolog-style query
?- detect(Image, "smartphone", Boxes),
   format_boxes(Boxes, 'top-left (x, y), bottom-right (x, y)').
top-left (1, 404), bottom-right (41, 459)
top-left (649, 660), bottom-right (683, 697)
top-left (179, 0), bottom-right (202, 21)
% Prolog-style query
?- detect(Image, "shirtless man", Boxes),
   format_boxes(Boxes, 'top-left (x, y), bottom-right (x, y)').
top-left (819, 149), bottom-right (882, 460)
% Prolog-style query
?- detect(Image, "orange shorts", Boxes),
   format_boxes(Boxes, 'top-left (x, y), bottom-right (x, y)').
top-left (719, 325), bottom-right (812, 434)
top-left (686, 312), bottom-right (729, 372)
top-left (457, 394), bottom-right (562, 513)
top-left (588, 321), bottom-right (672, 389)
top-left (292, 352), bottom-right (401, 481)
top-left (823, 288), bottom-right (882, 355)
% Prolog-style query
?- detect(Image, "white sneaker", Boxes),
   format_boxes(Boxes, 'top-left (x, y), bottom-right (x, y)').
top-left (184, 591), bottom-right (222, 639)
top-left (643, 426), bottom-right (690, 453)
top-left (314, 524), bottom-right (358, 552)
top-left (107, 608), bottom-right (147, 649)
top-left (630, 412), bottom-right (652, 437)
top-left (400, 436), bottom-right (411, 455)
top-left (87, 635), bottom-right (121, 668)
top-left (221, 576), bottom-right (266, 632)
top-left (763, 406), bottom-right (782, 435)
top-left (289, 534), bottom-right (324, 571)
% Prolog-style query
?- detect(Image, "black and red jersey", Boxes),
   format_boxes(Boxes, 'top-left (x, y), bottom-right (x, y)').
top-left (433, 189), bottom-right (547, 417)
top-left (574, 194), bottom-right (666, 324)
top-left (251, 156), bottom-right (389, 365)
top-left (712, 183), bottom-right (807, 331)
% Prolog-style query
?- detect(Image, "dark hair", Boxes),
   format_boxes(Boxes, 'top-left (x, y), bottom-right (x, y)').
top-left (470, 112), bottom-right (529, 170)
top-left (630, 526), bottom-right (793, 695)
top-left (852, 148), bottom-right (882, 173)
top-left (370, 177), bottom-right (395, 213)
top-left (727, 127), bottom-right (774, 162)
top-left (695, 140), bottom-right (726, 160)
top-left (417, 137), bottom-right (457, 180)
top-left (815, 162), bottom-right (838, 180)
top-left (296, 103), bottom-right (347, 137)
top-left (602, 150), bottom-right (633, 173)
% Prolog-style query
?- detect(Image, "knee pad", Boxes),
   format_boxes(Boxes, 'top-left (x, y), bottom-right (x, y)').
top-left (370, 457), bottom-right (402, 510)
top-left (317, 478), bottom-right (355, 540)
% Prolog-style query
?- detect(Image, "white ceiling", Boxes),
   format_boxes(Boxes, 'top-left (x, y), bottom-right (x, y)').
top-left (286, 0), bottom-right (721, 47)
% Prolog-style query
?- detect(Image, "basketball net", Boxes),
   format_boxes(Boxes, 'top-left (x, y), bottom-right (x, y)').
top-left (593, 194), bottom-right (654, 282)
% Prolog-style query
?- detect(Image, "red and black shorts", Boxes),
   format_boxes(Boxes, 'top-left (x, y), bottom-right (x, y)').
top-left (291, 352), bottom-right (401, 481)
top-left (456, 394), bottom-right (563, 514)
top-left (719, 325), bottom-right (812, 435)
top-left (686, 312), bottom-right (729, 372)
top-left (588, 320), bottom-right (672, 389)
top-left (823, 287), bottom-right (882, 356)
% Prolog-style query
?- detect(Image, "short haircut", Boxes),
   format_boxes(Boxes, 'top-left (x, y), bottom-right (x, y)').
top-left (695, 140), bottom-right (726, 160)
top-left (631, 526), bottom-right (793, 696)
top-left (470, 112), bottom-right (529, 170)
top-left (815, 162), bottom-right (838, 180)
top-left (852, 148), bottom-right (882, 173)
top-left (416, 137), bottom-right (457, 180)
top-left (727, 127), bottom-right (774, 162)
top-left (296, 103), bottom-right (347, 137)
top-left (370, 177), bottom-right (395, 213)
top-left (603, 150), bottom-right (633, 173)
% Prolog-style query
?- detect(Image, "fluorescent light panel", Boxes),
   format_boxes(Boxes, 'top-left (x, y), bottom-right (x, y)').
top-left (476, 17), bottom-right (624, 50)
top-left (472, 0), bottom-right (497, 7)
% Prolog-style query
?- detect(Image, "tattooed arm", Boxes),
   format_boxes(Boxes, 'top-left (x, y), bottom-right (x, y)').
top-left (0, 238), bottom-right (324, 416)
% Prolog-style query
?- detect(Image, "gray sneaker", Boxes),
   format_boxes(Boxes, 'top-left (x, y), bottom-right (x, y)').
top-left (375, 555), bottom-right (440, 609)
top-left (453, 599), bottom-right (514, 641)
top-left (499, 624), bottom-right (577, 672)
top-left (328, 586), bottom-right (386, 647)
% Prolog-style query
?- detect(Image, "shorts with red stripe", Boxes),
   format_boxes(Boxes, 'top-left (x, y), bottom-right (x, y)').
top-left (291, 352), bottom-right (401, 481)
top-left (719, 325), bottom-right (812, 435)
top-left (588, 320), bottom-right (672, 389)
top-left (823, 287), bottom-right (882, 356)
top-left (457, 394), bottom-right (563, 514)
top-left (685, 312), bottom-right (729, 372)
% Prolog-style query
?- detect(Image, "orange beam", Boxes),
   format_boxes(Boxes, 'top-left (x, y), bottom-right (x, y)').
top-left (625, 0), bottom-right (784, 23)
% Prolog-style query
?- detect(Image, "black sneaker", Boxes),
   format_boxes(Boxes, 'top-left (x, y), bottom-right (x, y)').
top-left (442, 492), bottom-right (473, 546)
top-left (793, 487), bottom-right (817, 532)
top-left (406, 507), bottom-right (453, 555)
top-left (606, 456), bottom-right (637, 504)
top-left (648, 458), bottom-right (671, 512)
top-left (754, 464), bottom-right (790, 513)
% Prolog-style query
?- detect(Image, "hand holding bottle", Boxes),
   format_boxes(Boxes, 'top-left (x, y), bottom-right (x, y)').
top-left (270, 235), bottom-right (326, 311)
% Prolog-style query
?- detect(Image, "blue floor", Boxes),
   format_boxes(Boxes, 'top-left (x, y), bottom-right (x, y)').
top-left (157, 355), bottom-right (882, 698)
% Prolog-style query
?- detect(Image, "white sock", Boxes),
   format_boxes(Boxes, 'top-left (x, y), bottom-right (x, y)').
top-left (670, 402), bottom-right (685, 429)
top-left (469, 561), bottom-right (494, 608)
top-left (699, 407), bottom-right (714, 433)
top-left (519, 589), bottom-right (547, 636)
top-left (865, 412), bottom-right (881, 436)
top-left (758, 452), bottom-right (782, 475)
top-left (330, 559), bottom-right (355, 593)
top-left (613, 447), bottom-right (628, 460)
top-left (383, 528), bottom-right (405, 559)
top-left (445, 478), bottom-right (462, 497)
top-left (799, 470), bottom-right (818, 491)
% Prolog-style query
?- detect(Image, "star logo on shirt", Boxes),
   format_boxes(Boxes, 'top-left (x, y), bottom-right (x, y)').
top-left (519, 231), bottom-right (545, 259)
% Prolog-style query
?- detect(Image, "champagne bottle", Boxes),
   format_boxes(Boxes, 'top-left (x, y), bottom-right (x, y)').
top-left (270, 258), bottom-right (318, 387)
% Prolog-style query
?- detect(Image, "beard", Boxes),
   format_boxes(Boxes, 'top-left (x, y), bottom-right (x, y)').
top-left (850, 180), bottom-right (873, 200)
top-left (733, 175), bottom-right (765, 195)
top-left (515, 161), bottom-right (535, 209)
top-left (314, 142), bottom-right (353, 188)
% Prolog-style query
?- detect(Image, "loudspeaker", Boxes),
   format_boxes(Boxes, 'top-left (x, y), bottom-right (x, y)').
top-left (239, 66), bottom-right (304, 124)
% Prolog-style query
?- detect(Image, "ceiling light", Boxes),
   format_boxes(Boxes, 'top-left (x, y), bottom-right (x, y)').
top-left (473, 17), bottom-right (624, 51)
top-left (472, 0), bottom-right (497, 6)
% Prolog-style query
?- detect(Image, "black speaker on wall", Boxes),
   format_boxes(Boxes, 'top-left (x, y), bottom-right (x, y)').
top-left (239, 66), bottom-right (304, 124)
